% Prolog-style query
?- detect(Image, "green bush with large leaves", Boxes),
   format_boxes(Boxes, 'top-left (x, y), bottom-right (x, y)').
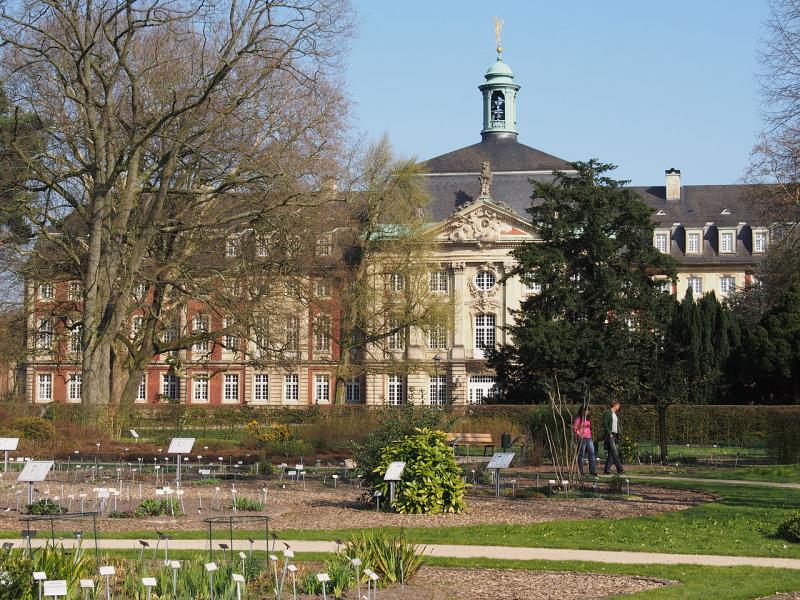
top-left (373, 428), bottom-right (465, 514)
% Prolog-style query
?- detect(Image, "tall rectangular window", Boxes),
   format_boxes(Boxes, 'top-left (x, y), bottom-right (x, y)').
top-left (314, 374), bottom-right (330, 403)
top-left (69, 281), bottom-right (81, 301)
top-left (68, 373), bottom-right (82, 402)
top-left (38, 283), bottom-right (54, 300)
top-left (474, 313), bottom-right (496, 358)
top-left (37, 319), bottom-right (53, 350)
top-left (314, 315), bottom-right (332, 352)
top-left (223, 319), bottom-right (239, 352)
top-left (283, 374), bottom-right (299, 403)
top-left (428, 320), bottom-right (447, 349)
top-left (754, 231), bottom-right (767, 253)
top-left (429, 270), bottom-right (448, 293)
top-left (133, 282), bottom-right (146, 300)
top-left (687, 276), bottom-right (703, 295)
top-left (70, 325), bottom-right (82, 354)
top-left (387, 317), bottom-right (405, 350)
top-left (429, 374), bottom-right (447, 406)
top-left (315, 280), bottom-right (331, 298)
top-left (223, 374), bottom-right (239, 403)
top-left (225, 236), bottom-right (240, 257)
top-left (37, 373), bottom-right (52, 402)
top-left (136, 374), bottom-right (147, 403)
top-left (687, 232), bottom-right (701, 254)
top-left (193, 315), bottom-right (210, 353)
top-left (162, 373), bottom-right (179, 400)
top-left (720, 276), bottom-right (736, 295)
top-left (346, 378), bottom-right (361, 404)
top-left (719, 231), bottom-right (734, 253)
top-left (131, 316), bottom-right (143, 338)
top-left (254, 317), bottom-right (269, 358)
top-left (193, 374), bottom-right (209, 403)
top-left (316, 234), bottom-right (332, 257)
top-left (253, 374), bottom-right (269, 404)
top-left (387, 375), bottom-right (404, 406)
top-left (388, 273), bottom-right (405, 293)
top-left (654, 233), bottom-right (668, 253)
top-left (286, 315), bottom-right (299, 352)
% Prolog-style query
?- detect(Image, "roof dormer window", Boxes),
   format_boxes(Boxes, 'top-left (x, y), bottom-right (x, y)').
top-left (719, 229), bottom-right (735, 254)
top-left (720, 208), bottom-right (732, 215)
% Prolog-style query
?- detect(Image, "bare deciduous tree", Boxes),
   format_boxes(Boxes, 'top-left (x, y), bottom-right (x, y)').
top-left (0, 0), bottom-right (352, 406)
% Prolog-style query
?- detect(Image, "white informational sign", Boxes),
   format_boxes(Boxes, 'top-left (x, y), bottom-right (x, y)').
top-left (167, 438), bottom-right (195, 455)
top-left (232, 574), bottom-right (245, 583)
top-left (17, 461), bottom-right (54, 483)
top-left (142, 577), bottom-right (157, 587)
top-left (43, 580), bottom-right (68, 596)
top-left (99, 566), bottom-right (116, 577)
top-left (0, 438), bottom-right (19, 451)
top-left (487, 452), bottom-right (515, 470)
top-left (130, 430), bottom-right (139, 439)
top-left (383, 461), bottom-right (406, 481)
top-left (205, 562), bottom-right (218, 572)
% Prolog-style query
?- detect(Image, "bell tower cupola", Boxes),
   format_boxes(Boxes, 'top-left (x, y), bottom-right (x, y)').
top-left (480, 18), bottom-right (519, 140)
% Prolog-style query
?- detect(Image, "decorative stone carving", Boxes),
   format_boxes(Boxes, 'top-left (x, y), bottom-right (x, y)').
top-left (447, 205), bottom-right (505, 243)
top-left (450, 261), bottom-right (467, 271)
top-left (478, 161), bottom-right (493, 198)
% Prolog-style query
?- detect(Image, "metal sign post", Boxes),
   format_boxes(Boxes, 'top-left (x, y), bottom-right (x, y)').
top-left (167, 438), bottom-right (195, 487)
top-left (486, 453), bottom-right (515, 498)
top-left (383, 461), bottom-right (406, 509)
top-left (18, 461), bottom-right (54, 506)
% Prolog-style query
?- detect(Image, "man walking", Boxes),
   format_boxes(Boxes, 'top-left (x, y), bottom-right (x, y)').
top-left (602, 401), bottom-right (624, 475)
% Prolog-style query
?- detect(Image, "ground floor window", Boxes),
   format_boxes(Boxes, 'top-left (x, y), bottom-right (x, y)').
top-left (223, 373), bottom-right (240, 403)
top-left (346, 378), bottom-right (361, 404)
top-left (67, 373), bottom-right (82, 403)
top-left (193, 373), bottom-right (209, 403)
top-left (253, 374), bottom-right (269, 404)
top-left (387, 375), bottom-right (404, 406)
top-left (162, 373), bottom-right (179, 400)
top-left (314, 374), bottom-right (330, 404)
top-left (468, 375), bottom-right (497, 404)
top-left (136, 374), bottom-right (147, 403)
top-left (429, 374), bottom-right (447, 405)
top-left (283, 373), bottom-right (299, 403)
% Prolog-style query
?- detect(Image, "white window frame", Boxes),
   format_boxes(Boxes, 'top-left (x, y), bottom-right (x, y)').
top-left (70, 325), bottom-right (82, 354)
top-left (283, 373), bottom-right (299, 403)
top-left (686, 276), bottom-right (704, 296)
top-left (225, 235), bottom-right (240, 257)
top-left (316, 234), bottom-right (332, 257)
top-left (67, 373), bottom-right (82, 403)
top-left (387, 375), bottom-right (404, 406)
top-left (657, 279), bottom-right (672, 294)
top-left (193, 373), bottom-right (209, 403)
top-left (161, 373), bottom-right (179, 400)
top-left (136, 374), bottom-right (147, 403)
top-left (193, 314), bottom-right (210, 353)
top-left (315, 280), bottom-right (331, 299)
top-left (719, 275), bottom-right (736, 296)
top-left (654, 231), bottom-right (669, 254)
top-left (37, 373), bottom-right (53, 403)
top-left (753, 229), bottom-right (768, 253)
top-left (314, 374), bottom-right (330, 404)
top-left (428, 321), bottom-right (448, 349)
top-left (474, 313), bottom-right (496, 359)
top-left (222, 373), bottom-right (239, 403)
top-left (686, 230), bottom-right (702, 254)
top-left (37, 318), bottom-right (53, 350)
top-left (474, 271), bottom-right (496, 291)
top-left (314, 314), bottom-right (332, 353)
top-left (69, 281), bottom-right (81, 301)
top-left (719, 229), bottom-right (735, 254)
top-left (286, 315), bottom-right (300, 352)
top-left (388, 273), bottom-right (405, 293)
top-left (429, 270), bottom-right (448, 293)
top-left (345, 378), bottom-right (361, 404)
top-left (429, 374), bottom-right (447, 406)
top-left (253, 373), bottom-right (269, 404)
top-left (387, 318), bottom-right (405, 350)
top-left (223, 318), bottom-right (239, 352)
top-left (256, 233), bottom-right (272, 258)
top-left (468, 375), bottom-right (497, 404)
top-left (38, 283), bottom-right (54, 301)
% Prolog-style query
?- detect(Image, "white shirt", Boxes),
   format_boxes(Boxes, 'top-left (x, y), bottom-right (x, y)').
top-left (611, 411), bottom-right (618, 434)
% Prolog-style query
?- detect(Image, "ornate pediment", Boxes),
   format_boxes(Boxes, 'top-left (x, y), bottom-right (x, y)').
top-left (435, 198), bottom-right (536, 244)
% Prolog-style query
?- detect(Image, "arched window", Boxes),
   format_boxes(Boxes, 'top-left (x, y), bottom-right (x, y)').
top-left (490, 90), bottom-right (505, 121)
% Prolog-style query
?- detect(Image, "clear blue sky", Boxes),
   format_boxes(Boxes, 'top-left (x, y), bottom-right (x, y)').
top-left (346, 0), bottom-right (769, 186)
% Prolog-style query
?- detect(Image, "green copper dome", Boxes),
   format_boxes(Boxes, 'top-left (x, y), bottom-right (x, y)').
top-left (485, 57), bottom-right (514, 78)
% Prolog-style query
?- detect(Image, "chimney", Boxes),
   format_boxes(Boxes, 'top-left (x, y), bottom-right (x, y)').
top-left (665, 168), bottom-right (681, 201)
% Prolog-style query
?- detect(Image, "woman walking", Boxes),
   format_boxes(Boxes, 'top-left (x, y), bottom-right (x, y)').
top-left (573, 406), bottom-right (598, 477)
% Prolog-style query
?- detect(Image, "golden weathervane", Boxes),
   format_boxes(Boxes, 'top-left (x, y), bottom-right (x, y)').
top-left (494, 16), bottom-right (504, 55)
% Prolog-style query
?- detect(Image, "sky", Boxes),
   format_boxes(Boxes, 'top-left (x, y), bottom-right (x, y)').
top-left (345, 0), bottom-right (770, 186)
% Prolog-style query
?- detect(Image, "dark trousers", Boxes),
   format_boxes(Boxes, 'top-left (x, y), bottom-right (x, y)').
top-left (604, 433), bottom-right (623, 474)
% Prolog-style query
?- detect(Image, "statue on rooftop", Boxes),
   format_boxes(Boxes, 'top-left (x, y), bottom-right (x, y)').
top-left (478, 161), bottom-right (493, 198)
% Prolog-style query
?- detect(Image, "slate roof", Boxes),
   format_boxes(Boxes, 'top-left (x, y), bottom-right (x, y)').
top-left (422, 134), bottom-right (573, 175)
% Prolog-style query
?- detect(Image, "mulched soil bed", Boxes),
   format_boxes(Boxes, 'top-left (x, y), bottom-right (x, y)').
top-left (0, 477), bottom-right (713, 533)
top-left (292, 567), bottom-right (672, 599)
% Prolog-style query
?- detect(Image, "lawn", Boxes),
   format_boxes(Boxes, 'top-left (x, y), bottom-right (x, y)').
top-left (648, 464), bottom-right (800, 483)
top-left (9, 480), bottom-right (800, 559)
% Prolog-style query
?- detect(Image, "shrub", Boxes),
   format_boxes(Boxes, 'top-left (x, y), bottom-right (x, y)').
top-left (778, 514), bottom-right (800, 543)
top-left (231, 497), bottom-right (264, 511)
top-left (374, 428), bottom-right (465, 514)
top-left (617, 435), bottom-right (639, 463)
top-left (301, 553), bottom-right (354, 598)
top-left (767, 412), bottom-right (800, 463)
top-left (134, 498), bottom-right (182, 517)
top-left (344, 530), bottom-right (425, 585)
top-left (14, 417), bottom-right (56, 443)
top-left (26, 500), bottom-right (66, 516)
top-left (353, 405), bottom-right (452, 489)
top-left (608, 475), bottom-right (625, 495)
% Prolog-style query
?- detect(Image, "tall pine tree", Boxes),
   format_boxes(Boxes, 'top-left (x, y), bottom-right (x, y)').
top-left (489, 160), bottom-right (677, 404)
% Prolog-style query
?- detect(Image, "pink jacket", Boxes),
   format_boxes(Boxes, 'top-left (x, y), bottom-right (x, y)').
top-left (573, 416), bottom-right (592, 439)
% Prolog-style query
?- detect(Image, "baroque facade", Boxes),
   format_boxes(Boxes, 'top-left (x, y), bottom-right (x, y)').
top-left (24, 52), bottom-right (768, 406)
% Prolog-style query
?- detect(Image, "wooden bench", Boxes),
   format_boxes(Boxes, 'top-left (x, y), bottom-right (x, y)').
top-left (446, 432), bottom-right (495, 456)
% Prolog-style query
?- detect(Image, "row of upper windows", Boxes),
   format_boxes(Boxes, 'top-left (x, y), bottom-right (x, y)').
top-left (654, 228), bottom-right (768, 255)
top-left (225, 232), bottom-right (333, 259)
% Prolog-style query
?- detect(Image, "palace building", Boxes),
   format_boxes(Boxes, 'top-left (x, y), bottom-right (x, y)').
top-left (24, 51), bottom-right (768, 406)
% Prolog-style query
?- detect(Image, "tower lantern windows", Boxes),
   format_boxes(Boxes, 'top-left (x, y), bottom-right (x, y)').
top-left (490, 90), bottom-right (505, 122)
